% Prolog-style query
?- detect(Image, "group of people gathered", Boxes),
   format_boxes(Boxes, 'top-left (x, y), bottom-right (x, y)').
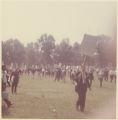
top-left (2, 60), bottom-right (116, 112)
top-left (2, 65), bottom-right (20, 108)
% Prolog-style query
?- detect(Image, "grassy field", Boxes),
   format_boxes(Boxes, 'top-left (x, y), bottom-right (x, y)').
top-left (2, 73), bottom-right (116, 119)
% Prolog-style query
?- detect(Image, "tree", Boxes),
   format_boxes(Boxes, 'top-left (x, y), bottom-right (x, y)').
top-left (72, 42), bottom-right (81, 65)
top-left (2, 39), bottom-right (25, 66)
top-left (38, 34), bottom-right (55, 65)
top-left (54, 38), bottom-right (73, 65)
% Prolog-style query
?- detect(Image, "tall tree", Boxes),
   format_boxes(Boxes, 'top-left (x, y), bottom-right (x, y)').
top-left (38, 34), bottom-right (55, 65)
top-left (72, 42), bottom-right (81, 65)
top-left (2, 39), bottom-right (25, 66)
top-left (54, 38), bottom-right (73, 65)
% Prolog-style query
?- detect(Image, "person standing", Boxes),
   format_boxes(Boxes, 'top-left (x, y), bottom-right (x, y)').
top-left (98, 69), bottom-right (104, 87)
top-left (6, 70), bottom-right (11, 87)
top-left (10, 68), bottom-right (20, 94)
top-left (2, 65), bottom-right (7, 88)
top-left (114, 70), bottom-right (116, 84)
top-left (88, 68), bottom-right (94, 89)
top-left (109, 69), bottom-right (114, 83)
top-left (75, 56), bottom-right (90, 112)
top-left (104, 68), bottom-right (109, 81)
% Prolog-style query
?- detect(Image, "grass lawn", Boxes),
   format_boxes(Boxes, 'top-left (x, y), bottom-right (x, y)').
top-left (2, 73), bottom-right (116, 119)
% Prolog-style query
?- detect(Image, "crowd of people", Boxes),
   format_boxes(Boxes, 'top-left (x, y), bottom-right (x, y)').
top-left (2, 60), bottom-right (116, 112)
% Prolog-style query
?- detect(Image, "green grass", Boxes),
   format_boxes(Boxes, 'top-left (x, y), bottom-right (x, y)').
top-left (2, 73), bottom-right (116, 119)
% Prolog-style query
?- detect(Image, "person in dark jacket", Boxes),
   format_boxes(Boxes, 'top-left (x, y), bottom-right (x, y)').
top-left (75, 56), bottom-right (90, 112)
top-left (88, 68), bottom-right (94, 89)
top-left (10, 68), bottom-right (20, 94)
top-left (104, 68), bottom-right (109, 81)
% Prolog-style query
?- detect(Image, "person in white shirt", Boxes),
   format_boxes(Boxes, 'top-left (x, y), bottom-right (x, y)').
top-left (98, 69), bottom-right (104, 87)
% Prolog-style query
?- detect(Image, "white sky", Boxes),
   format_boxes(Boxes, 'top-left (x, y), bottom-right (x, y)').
top-left (1, 1), bottom-right (116, 45)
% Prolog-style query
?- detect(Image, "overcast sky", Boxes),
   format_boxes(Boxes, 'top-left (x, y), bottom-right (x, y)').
top-left (2, 1), bottom-right (116, 45)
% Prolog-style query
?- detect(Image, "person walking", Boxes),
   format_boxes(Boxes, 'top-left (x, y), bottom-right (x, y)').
top-left (75, 56), bottom-right (90, 112)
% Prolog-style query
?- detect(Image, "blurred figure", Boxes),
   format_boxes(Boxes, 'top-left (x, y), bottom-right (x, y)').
top-left (98, 69), bottom-right (104, 87)
top-left (109, 69), bottom-right (114, 83)
top-left (75, 56), bottom-right (90, 112)
top-left (2, 81), bottom-right (13, 107)
top-left (6, 70), bottom-right (11, 87)
top-left (114, 70), bottom-right (116, 84)
top-left (2, 65), bottom-right (7, 88)
top-left (88, 68), bottom-right (94, 89)
top-left (10, 68), bottom-right (20, 94)
top-left (104, 67), bottom-right (109, 81)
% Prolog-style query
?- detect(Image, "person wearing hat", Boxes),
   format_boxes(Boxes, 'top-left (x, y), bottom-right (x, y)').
top-left (75, 56), bottom-right (90, 112)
